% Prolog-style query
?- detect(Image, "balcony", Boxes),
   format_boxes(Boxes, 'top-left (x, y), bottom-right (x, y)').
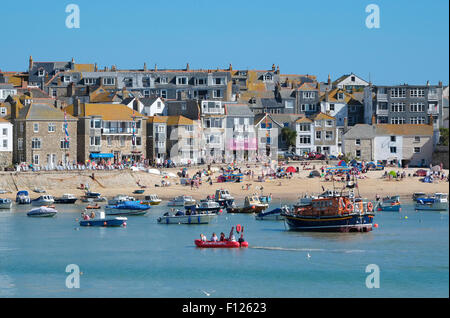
top-left (89, 145), bottom-right (102, 152)
top-left (427, 108), bottom-right (439, 115)
top-left (376, 93), bottom-right (388, 101)
top-left (102, 128), bottom-right (141, 135)
top-left (428, 93), bottom-right (439, 101)
top-left (376, 108), bottom-right (389, 116)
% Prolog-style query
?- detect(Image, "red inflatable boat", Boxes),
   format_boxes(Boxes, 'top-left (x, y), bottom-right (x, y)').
top-left (195, 239), bottom-right (248, 248)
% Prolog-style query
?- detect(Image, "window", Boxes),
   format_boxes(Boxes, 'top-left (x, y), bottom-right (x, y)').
top-left (391, 103), bottom-right (405, 112)
top-left (414, 136), bottom-right (420, 143)
top-left (298, 124), bottom-right (310, 132)
top-left (90, 136), bottom-right (101, 146)
top-left (144, 90), bottom-right (150, 97)
top-left (32, 138), bottom-right (41, 149)
top-left (356, 139), bottom-right (361, 145)
top-left (157, 141), bottom-right (165, 148)
top-left (60, 139), bottom-right (70, 149)
top-left (390, 147), bottom-right (397, 153)
top-left (177, 77), bottom-right (188, 85)
top-left (142, 77), bottom-right (150, 87)
top-left (90, 119), bottom-right (102, 129)
top-left (213, 90), bottom-right (222, 98)
top-left (107, 136), bottom-right (112, 146)
top-left (390, 136), bottom-right (396, 142)
top-left (157, 125), bottom-right (165, 133)
top-left (410, 103), bottom-right (425, 112)
top-left (329, 104), bottom-right (335, 111)
top-left (337, 92), bottom-right (344, 100)
top-left (103, 78), bottom-right (116, 86)
top-left (390, 117), bottom-right (405, 124)
top-left (303, 91), bottom-right (315, 99)
top-left (2, 128), bottom-right (7, 136)
top-left (299, 136), bottom-right (311, 144)
top-left (52, 89), bottom-right (57, 97)
top-left (325, 131), bottom-right (333, 140)
top-left (33, 123), bottom-right (39, 133)
top-left (2, 139), bottom-right (7, 148)
top-left (157, 101), bottom-right (162, 109)
top-left (38, 69), bottom-right (45, 77)
top-left (410, 117), bottom-right (425, 124)
top-left (48, 123), bottom-right (55, 133)
top-left (181, 103), bottom-right (187, 111)
top-left (315, 131), bottom-right (322, 139)
top-left (135, 137), bottom-right (142, 146)
top-left (160, 90), bottom-right (167, 99)
top-left (18, 138), bottom-right (23, 150)
top-left (196, 78), bottom-right (207, 86)
top-left (410, 88), bottom-right (425, 97)
top-left (263, 74), bottom-right (273, 82)
top-left (325, 120), bottom-right (333, 127)
top-left (124, 78), bottom-right (133, 87)
top-left (351, 76), bottom-right (356, 82)
top-left (356, 150), bottom-right (361, 157)
top-left (214, 78), bottom-right (225, 85)
top-left (63, 76), bottom-right (71, 83)
top-left (0, 107), bottom-right (6, 115)
top-left (33, 154), bottom-right (40, 165)
top-left (315, 120), bottom-right (321, 127)
top-left (84, 78), bottom-right (95, 85)
top-left (390, 88), bottom-right (406, 98)
top-left (414, 147), bottom-right (420, 153)
top-left (120, 136), bottom-right (125, 147)
top-left (160, 77), bottom-right (168, 84)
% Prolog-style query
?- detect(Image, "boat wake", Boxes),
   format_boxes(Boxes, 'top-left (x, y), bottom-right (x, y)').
top-left (250, 246), bottom-right (366, 253)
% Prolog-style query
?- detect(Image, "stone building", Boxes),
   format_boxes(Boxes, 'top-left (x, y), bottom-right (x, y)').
top-left (10, 102), bottom-right (78, 166)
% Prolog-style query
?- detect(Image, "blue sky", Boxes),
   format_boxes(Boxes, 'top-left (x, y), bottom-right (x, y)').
top-left (1, 0), bottom-right (448, 85)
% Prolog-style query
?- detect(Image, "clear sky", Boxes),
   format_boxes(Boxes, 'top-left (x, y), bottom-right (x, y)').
top-left (1, 0), bottom-right (448, 85)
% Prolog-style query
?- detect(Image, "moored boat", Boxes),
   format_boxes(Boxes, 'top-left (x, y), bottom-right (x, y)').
top-left (107, 194), bottom-right (136, 205)
top-left (54, 194), bottom-right (78, 204)
top-left (0, 198), bottom-right (12, 209)
top-left (213, 189), bottom-right (235, 208)
top-left (105, 201), bottom-right (150, 216)
top-left (157, 209), bottom-right (217, 224)
top-left (79, 211), bottom-right (127, 227)
top-left (194, 240), bottom-right (248, 248)
top-left (185, 200), bottom-right (222, 213)
top-left (16, 191), bottom-right (31, 204)
top-left (141, 194), bottom-right (162, 205)
top-left (415, 193), bottom-right (448, 211)
top-left (168, 195), bottom-right (196, 207)
top-left (27, 206), bottom-right (58, 217)
top-left (376, 195), bottom-right (401, 212)
top-left (255, 206), bottom-right (289, 220)
top-left (226, 195), bottom-right (268, 213)
top-left (282, 188), bottom-right (375, 232)
top-left (31, 195), bottom-right (54, 206)
top-left (412, 192), bottom-right (427, 202)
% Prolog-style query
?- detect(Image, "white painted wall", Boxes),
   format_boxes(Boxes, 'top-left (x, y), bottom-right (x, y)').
top-left (0, 121), bottom-right (13, 152)
top-left (374, 135), bottom-right (403, 164)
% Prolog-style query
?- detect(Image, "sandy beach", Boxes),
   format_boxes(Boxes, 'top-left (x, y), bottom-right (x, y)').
top-left (0, 162), bottom-right (448, 203)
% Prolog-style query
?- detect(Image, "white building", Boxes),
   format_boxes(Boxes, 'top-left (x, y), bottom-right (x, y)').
top-left (0, 84), bottom-right (17, 102)
top-left (0, 118), bottom-right (13, 169)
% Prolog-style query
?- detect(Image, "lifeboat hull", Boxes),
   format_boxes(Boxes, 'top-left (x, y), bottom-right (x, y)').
top-left (194, 240), bottom-right (248, 248)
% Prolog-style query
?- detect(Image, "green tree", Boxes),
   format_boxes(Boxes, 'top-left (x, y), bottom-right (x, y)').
top-left (281, 127), bottom-right (297, 150)
top-left (439, 128), bottom-right (449, 146)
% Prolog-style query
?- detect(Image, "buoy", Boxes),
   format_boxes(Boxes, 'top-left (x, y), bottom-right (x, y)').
top-left (219, 209), bottom-right (223, 213)
top-left (404, 216), bottom-right (408, 219)
top-left (374, 223), bottom-right (378, 228)
top-left (103, 221), bottom-right (107, 226)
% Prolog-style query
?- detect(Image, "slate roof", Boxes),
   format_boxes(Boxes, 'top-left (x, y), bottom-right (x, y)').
top-left (18, 103), bottom-right (77, 121)
top-left (223, 104), bottom-right (254, 117)
top-left (343, 124), bottom-right (376, 139)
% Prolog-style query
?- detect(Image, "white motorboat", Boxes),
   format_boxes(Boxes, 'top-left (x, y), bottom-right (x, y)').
top-left (157, 209), bottom-right (217, 224)
top-left (0, 198), bottom-right (12, 209)
top-left (108, 194), bottom-right (136, 205)
top-left (255, 206), bottom-right (289, 221)
top-left (415, 193), bottom-right (448, 211)
top-left (141, 194), bottom-right (162, 205)
top-left (31, 195), bottom-right (54, 206)
top-left (185, 200), bottom-right (221, 213)
top-left (27, 206), bottom-right (58, 217)
top-left (16, 191), bottom-right (31, 204)
top-left (168, 195), bottom-right (196, 206)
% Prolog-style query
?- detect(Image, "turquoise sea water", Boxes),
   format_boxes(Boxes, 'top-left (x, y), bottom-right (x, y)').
top-left (0, 200), bottom-right (448, 298)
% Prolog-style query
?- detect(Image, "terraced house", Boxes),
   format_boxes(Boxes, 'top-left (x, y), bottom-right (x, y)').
top-left (65, 101), bottom-right (146, 164)
top-left (147, 115), bottom-right (200, 165)
top-left (0, 117), bottom-right (13, 169)
top-left (10, 101), bottom-right (77, 167)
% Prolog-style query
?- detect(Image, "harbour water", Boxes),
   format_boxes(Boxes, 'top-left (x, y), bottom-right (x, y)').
top-left (0, 201), bottom-right (448, 298)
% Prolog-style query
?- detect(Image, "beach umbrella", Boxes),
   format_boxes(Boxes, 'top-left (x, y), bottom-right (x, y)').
top-left (286, 166), bottom-right (296, 173)
top-left (337, 160), bottom-right (347, 167)
top-left (389, 171), bottom-right (397, 178)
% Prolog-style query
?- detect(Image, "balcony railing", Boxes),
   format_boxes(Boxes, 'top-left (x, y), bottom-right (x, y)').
top-left (376, 93), bottom-right (388, 101)
top-left (428, 93), bottom-right (439, 101)
top-left (376, 108), bottom-right (389, 116)
top-left (102, 128), bottom-right (141, 135)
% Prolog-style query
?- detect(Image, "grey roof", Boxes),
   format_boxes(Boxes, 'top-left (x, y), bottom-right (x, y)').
top-left (224, 104), bottom-right (254, 117)
top-left (0, 83), bottom-right (14, 89)
top-left (17, 87), bottom-right (52, 99)
top-left (18, 103), bottom-right (76, 121)
top-left (343, 124), bottom-right (376, 139)
top-left (261, 98), bottom-right (282, 108)
top-left (140, 96), bottom-right (159, 106)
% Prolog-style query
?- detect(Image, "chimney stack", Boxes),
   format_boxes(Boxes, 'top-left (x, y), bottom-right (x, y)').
top-left (186, 63), bottom-right (190, 71)
top-left (94, 63), bottom-right (98, 72)
top-left (11, 99), bottom-right (19, 120)
top-left (73, 98), bottom-right (81, 117)
top-left (144, 62), bottom-right (147, 71)
top-left (327, 74), bottom-right (331, 86)
top-left (154, 64), bottom-right (158, 71)
top-left (229, 63), bottom-right (232, 71)
top-left (29, 56), bottom-right (33, 70)
top-left (271, 64), bottom-right (275, 71)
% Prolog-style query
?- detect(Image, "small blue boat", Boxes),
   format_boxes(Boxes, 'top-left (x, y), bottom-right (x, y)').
top-left (105, 201), bottom-right (151, 216)
top-left (376, 195), bottom-right (401, 212)
top-left (80, 212), bottom-right (128, 227)
top-left (255, 206), bottom-right (288, 220)
top-left (16, 191), bottom-right (31, 204)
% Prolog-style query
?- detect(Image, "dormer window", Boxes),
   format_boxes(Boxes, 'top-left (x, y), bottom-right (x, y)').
top-left (213, 77), bottom-right (225, 85)
top-left (160, 77), bottom-right (168, 84)
top-left (337, 92), bottom-right (344, 100)
top-left (63, 75), bottom-right (71, 83)
top-left (351, 76), bottom-right (355, 82)
top-left (176, 76), bottom-right (188, 85)
top-left (38, 69), bottom-right (45, 77)
top-left (263, 74), bottom-right (273, 82)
